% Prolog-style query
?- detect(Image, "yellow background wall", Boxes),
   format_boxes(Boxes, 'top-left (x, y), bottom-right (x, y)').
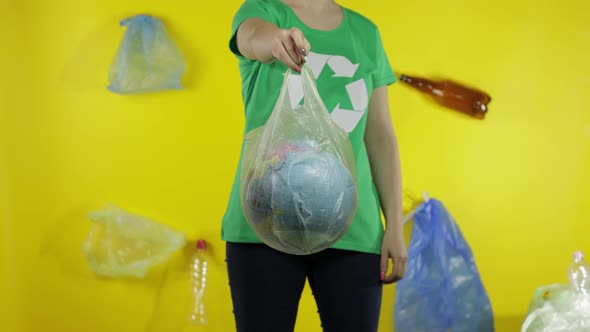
top-left (1, 0), bottom-right (589, 331)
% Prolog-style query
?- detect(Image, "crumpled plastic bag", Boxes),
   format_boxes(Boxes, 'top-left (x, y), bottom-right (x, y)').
top-left (108, 14), bottom-right (185, 94)
top-left (395, 198), bottom-right (494, 332)
top-left (521, 283), bottom-right (590, 331)
top-left (240, 65), bottom-right (358, 255)
top-left (81, 204), bottom-right (185, 278)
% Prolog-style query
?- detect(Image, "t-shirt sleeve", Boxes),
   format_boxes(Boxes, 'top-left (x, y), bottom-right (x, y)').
top-left (372, 28), bottom-right (397, 88)
top-left (229, 0), bottom-right (278, 57)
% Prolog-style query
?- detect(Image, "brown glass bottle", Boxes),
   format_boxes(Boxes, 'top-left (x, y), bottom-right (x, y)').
top-left (399, 74), bottom-right (491, 119)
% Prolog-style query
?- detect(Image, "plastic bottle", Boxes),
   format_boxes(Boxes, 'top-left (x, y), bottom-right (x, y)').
top-left (189, 239), bottom-right (208, 325)
top-left (567, 250), bottom-right (590, 295)
top-left (399, 74), bottom-right (491, 119)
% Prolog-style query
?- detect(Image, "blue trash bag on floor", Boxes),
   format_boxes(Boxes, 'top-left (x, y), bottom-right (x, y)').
top-left (394, 199), bottom-right (494, 332)
top-left (108, 14), bottom-right (185, 94)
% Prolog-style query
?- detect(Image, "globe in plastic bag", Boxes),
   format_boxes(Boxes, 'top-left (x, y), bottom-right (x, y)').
top-left (240, 65), bottom-right (358, 255)
top-left (81, 204), bottom-right (185, 278)
top-left (108, 14), bottom-right (185, 94)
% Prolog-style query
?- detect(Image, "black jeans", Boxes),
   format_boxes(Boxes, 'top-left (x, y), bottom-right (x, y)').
top-left (226, 242), bottom-right (383, 332)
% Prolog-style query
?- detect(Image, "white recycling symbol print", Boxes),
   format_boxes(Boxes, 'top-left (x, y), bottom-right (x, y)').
top-left (287, 51), bottom-right (368, 133)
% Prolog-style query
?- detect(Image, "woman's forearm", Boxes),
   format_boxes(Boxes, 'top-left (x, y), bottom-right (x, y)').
top-left (369, 134), bottom-right (403, 229)
top-left (365, 87), bottom-right (403, 230)
top-left (236, 18), bottom-right (282, 63)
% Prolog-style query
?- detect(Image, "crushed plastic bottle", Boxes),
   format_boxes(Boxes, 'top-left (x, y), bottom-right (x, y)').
top-left (147, 239), bottom-right (211, 332)
top-left (189, 240), bottom-right (208, 325)
top-left (568, 251), bottom-right (590, 295)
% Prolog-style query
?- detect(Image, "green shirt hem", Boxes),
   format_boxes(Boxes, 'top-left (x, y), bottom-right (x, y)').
top-left (221, 234), bottom-right (382, 255)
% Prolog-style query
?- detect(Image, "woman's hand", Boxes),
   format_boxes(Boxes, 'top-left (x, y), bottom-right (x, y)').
top-left (270, 27), bottom-right (311, 72)
top-left (380, 225), bottom-right (408, 284)
top-left (237, 18), bottom-right (311, 72)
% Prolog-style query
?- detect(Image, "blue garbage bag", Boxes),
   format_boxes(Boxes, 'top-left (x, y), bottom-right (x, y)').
top-left (108, 14), bottom-right (185, 94)
top-left (394, 199), bottom-right (494, 332)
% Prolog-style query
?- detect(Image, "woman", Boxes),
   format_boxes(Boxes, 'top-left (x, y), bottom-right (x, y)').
top-left (222, 0), bottom-right (407, 331)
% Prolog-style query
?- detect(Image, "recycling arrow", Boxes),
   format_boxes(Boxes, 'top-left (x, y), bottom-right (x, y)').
top-left (345, 79), bottom-right (368, 110)
top-left (330, 103), bottom-right (365, 133)
top-left (327, 55), bottom-right (359, 78)
top-left (286, 52), bottom-right (367, 133)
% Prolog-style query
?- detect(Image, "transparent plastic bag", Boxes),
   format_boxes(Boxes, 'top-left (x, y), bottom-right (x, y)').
top-left (81, 204), bottom-right (185, 278)
top-left (240, 65), bottom-right (358, 255)
top-left (108, 14), bottom-right (185, 94)
top-left (394, 199), bottom-right (494, 332)
top-left (522, 285), bottom-right (590, 332)
top-left (521, 251), bottom-right (590, 332)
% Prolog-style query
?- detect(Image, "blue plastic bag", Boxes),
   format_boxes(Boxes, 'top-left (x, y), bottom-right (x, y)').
top-left (395, 199), bottom-right (494, 332)
top-left (108, 14), bottom-right (185, 94)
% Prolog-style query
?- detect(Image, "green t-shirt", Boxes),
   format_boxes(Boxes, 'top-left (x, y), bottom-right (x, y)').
top-left (222, 0), bottom-right (397, 254)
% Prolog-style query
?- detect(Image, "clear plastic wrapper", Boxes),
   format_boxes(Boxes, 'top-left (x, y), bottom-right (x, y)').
top-left (81, 204), bottom-right (185, 278)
